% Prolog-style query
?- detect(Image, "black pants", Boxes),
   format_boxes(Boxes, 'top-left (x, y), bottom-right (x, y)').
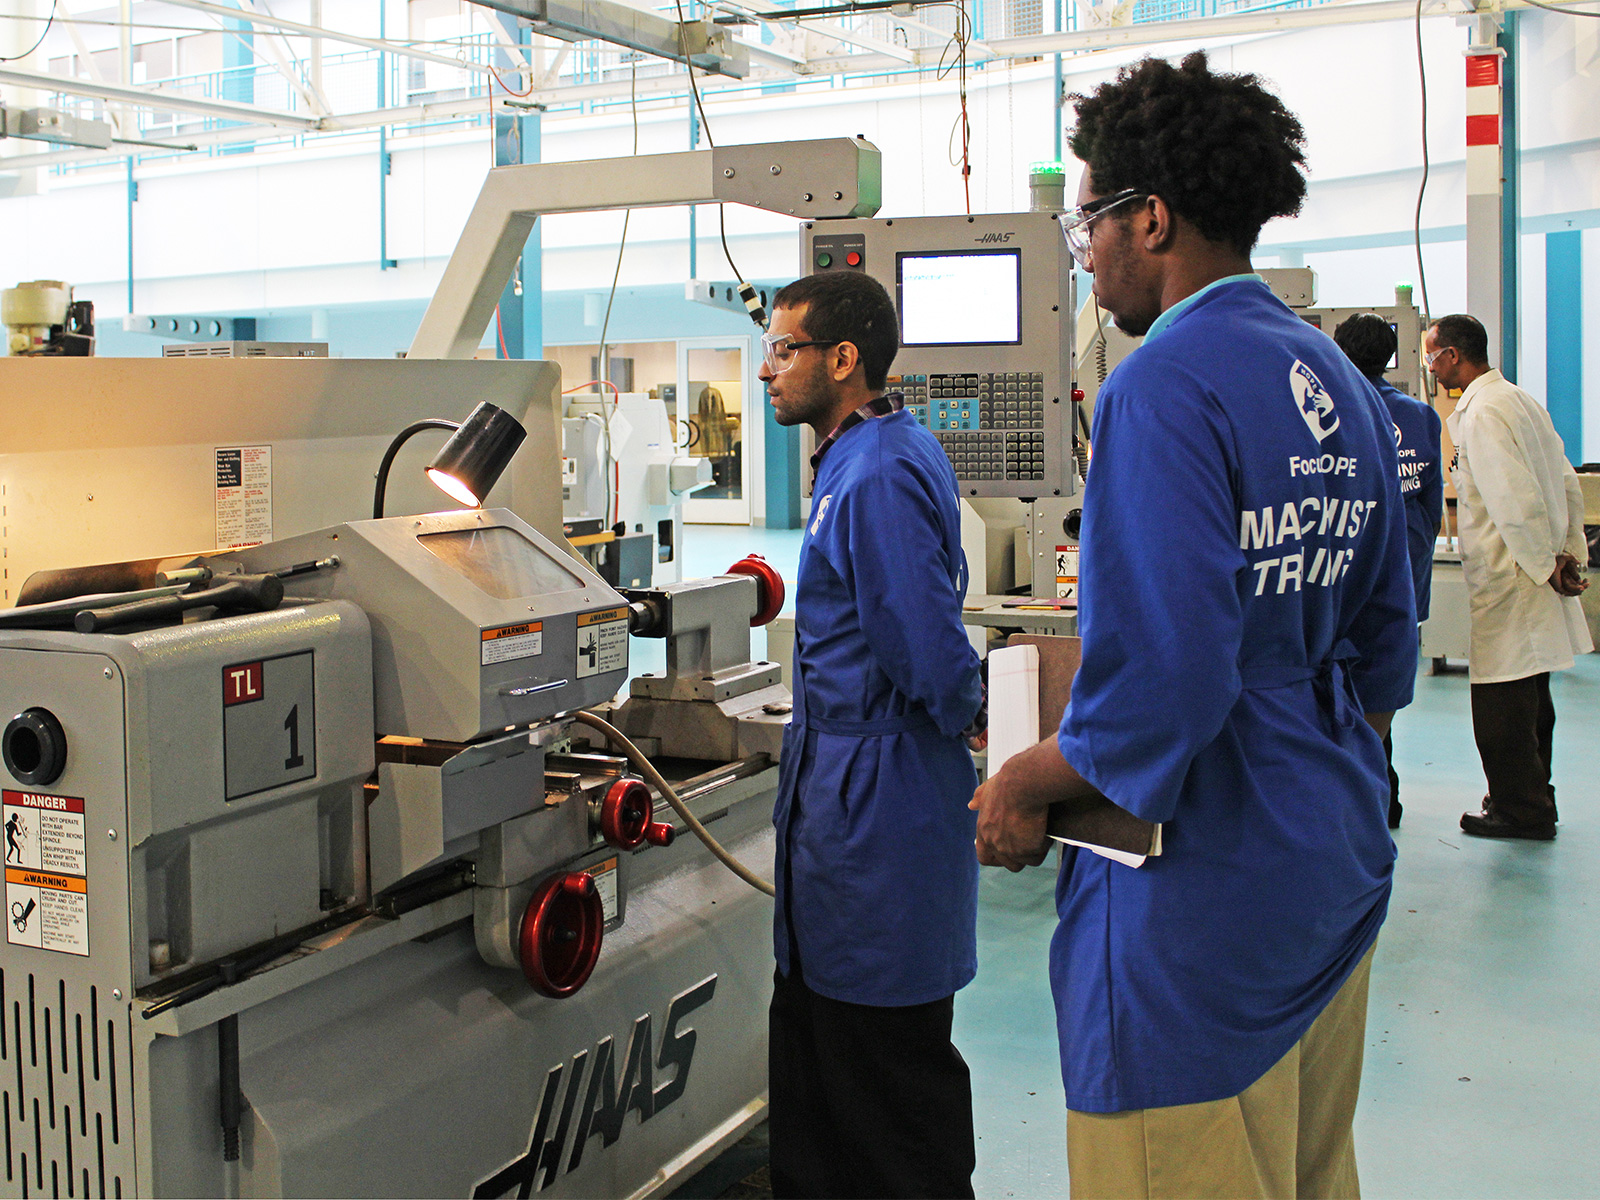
top-left (1382, 728), bottom-right (1401, 824)
top-left (768, 969), bottom-right (976, 1200)
top-left (1470, 672), bottom-right (1558, 826)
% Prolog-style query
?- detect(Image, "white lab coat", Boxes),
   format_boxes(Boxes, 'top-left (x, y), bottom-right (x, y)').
top-left (1447, 369), bottom-right (1593, 683)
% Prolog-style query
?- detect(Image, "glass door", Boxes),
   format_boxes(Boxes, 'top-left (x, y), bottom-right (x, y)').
top-left (678, 337), bottom-right (757, 525)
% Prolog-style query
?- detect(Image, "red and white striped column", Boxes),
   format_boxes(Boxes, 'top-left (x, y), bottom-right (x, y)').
top-left (1464, 47), bottom-right (1505, 357)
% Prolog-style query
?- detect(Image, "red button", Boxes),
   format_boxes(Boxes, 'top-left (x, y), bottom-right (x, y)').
top-left (845, 251), bottom-right (862, 267)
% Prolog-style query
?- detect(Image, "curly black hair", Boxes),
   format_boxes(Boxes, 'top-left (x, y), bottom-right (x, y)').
top-left (1068, 51), bottom-right (1308, 254)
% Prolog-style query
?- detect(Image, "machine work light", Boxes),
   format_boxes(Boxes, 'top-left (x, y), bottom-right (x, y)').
top-left (372, 401), bottom-right (527, 519)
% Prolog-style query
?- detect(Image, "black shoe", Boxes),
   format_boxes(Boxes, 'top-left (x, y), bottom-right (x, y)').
top-left (1460, 811), bottom-right (1556, 841)
top-left (1388, 797), bottom-right (1403, 830)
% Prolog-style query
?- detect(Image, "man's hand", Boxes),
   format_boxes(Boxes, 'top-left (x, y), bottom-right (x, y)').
top-left (970, 737), bottom-right (1103, 872)
top-left (966, 728), bottom-right (989, 752)
top-left (971, 765), bottom-right (1051, 872)
top-left (1549, 553), bottom-right (1589, 597)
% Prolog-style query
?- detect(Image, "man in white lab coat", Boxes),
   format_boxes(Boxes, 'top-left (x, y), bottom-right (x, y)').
top-left (1426, 313), bottom-right (1591, 840)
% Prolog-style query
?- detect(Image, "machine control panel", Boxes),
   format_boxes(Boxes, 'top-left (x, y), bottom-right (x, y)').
top-left (803, 213), bottom-right (1075, 499)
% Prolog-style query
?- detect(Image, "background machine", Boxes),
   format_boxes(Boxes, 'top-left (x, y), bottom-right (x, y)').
top-left (802, 212), bottom-right (1082, 603)
top-left (0, 137), bottom-right (876, 1198)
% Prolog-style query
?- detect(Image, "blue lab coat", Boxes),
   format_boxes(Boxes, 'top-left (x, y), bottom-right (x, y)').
top-left (1372, 377), bottom-right (1444, 621)
top-left (773, 407), bottom-right (985, 1007)
top-left (1053, 278), bottom-right (1418, 1112)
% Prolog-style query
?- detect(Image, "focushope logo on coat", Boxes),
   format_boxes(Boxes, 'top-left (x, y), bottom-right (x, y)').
top-left (1289, 360), bottom-right (1339, 442)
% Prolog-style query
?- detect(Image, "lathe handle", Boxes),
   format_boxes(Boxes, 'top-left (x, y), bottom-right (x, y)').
top-left (74, 575), bottom-right (285, 633)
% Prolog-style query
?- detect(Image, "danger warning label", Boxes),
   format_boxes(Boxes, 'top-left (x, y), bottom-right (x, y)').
top-left (1055, 546), bottom-right (1080, 605)
top-left (3, 791), bottom-right (89, 956)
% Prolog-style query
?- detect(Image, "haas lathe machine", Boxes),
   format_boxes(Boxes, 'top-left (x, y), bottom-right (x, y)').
top-left (0, 134), bottom-right (880, 1200)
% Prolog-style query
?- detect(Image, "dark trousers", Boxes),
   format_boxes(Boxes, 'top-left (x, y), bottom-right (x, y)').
top-left (1382, 728), bottom-right (1401, 825)
top-left (768, 969), bottom-right (976, 1200)
top-left (1470, 672), bottom-right (1558, 826)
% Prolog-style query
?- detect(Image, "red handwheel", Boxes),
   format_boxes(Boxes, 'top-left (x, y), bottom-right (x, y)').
top-left (727, 554), bottom-right (785, 627)
top-left (598, 779), bottom-right (673, 849)
top-left (519, 871), bottom-right (604, 998)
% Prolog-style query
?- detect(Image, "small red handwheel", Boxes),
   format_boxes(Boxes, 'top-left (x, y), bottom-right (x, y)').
top-left (519, 871), bottom-right (604, 998)
top-left (600, 779), bottom-right (652, 849)
top-left (727, 554), bottom-right (785, 627)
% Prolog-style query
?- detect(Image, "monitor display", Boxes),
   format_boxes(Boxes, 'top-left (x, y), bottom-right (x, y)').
top-left (897, 250), bottom-right (1022, 346)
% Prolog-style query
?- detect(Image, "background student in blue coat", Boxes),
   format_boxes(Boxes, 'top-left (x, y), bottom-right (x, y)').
top-left (759, 271), bottom-right (987, 1199)
top-left (971, 53), bottom-right (1418, 1199)
top-left (1335, 312), bottom-right (1445, 829)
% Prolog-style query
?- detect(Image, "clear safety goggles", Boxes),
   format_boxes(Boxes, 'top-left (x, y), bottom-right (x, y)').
top-left (1059, 189), bottom-right (1145, 270)
top-left (761, 331), bottom-right (841, 375)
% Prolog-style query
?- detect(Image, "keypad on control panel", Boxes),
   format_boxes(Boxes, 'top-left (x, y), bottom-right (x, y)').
top-left (890, 370), bottom-right (1048, 482)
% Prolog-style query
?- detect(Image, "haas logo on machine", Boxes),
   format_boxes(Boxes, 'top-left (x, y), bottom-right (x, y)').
top-left (475, 975), bottom-right (718, 1197)
top-left (1289, 360), bottom-right (1339, 443)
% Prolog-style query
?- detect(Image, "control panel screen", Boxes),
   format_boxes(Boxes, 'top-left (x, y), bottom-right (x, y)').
top-left (897, 251), bottom-right (1022, 346)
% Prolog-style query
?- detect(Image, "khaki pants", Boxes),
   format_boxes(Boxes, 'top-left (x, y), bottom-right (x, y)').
top-left (1067, 946), bottom-right (1375, 1200)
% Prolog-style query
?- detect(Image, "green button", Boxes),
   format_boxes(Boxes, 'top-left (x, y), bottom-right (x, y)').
top-left (817, 252), bottom-right (833, 267)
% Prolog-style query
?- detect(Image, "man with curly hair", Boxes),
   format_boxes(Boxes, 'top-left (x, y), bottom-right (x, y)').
top-left (972, 52), bottom-right (1418, 1198)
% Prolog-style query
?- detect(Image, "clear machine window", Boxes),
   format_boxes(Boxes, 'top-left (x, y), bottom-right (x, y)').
top-left (418, 525), bottom-right (587, 600)
top-left (897, 250), bottom-right (1022, 347)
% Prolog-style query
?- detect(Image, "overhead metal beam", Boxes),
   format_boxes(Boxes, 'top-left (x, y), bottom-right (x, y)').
top-left (467, 0), bottom-right (751, 77)
top-left (409, 137), bottom-right (880, 359)
top-left (0, 65), bottom-right (319, 128)
top-left (158, 0), bottom-right (501, 76)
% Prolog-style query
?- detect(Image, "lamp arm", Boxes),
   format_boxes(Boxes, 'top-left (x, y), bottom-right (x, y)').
top-left (372, 419), bottom-right (460, 520)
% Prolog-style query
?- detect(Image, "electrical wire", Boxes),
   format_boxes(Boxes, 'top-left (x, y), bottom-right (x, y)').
top-left (673, 0), bottom-right (760, 317)
top-left (594, 60), bottom-right (640, 529)
top-left (488, 60), bottom-right (534, 96)
top-left (1412, 0), bottom-right (1433, 330)
top-left (574, 711), bottom-right (776, 898)
top-left (0, 0), bottom-right (59, 61)
top-left (935, 0), bottom-right (973, 214)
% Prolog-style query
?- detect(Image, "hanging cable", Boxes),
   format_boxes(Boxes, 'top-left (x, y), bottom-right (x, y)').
top-left (0, 0), bottom-right (57, 61)
top-left (936, 0), bottom-right (973, 214)
top-left (674, 0), bottom-right (764, 327)
top-left (594, 60), bottom-right (640, 529)
top-left (1412, 0), bottom-right (1433, 328)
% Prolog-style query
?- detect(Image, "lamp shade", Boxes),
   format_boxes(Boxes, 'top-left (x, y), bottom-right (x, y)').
top-left (425, 402), bottom-right (527, 508)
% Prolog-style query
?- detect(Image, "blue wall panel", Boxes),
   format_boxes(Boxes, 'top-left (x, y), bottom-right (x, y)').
top-left (1546, 230), bottom-right (1583, 465)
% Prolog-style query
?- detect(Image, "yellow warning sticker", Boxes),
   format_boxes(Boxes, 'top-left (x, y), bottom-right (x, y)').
top-left (577, 607), bottom-right (630, 628)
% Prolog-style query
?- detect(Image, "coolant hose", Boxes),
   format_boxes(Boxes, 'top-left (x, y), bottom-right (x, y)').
top-left (573, 711), bottom-right (776, 898)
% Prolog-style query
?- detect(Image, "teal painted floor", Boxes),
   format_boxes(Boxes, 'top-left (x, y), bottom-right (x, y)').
top-left (675, 524), bottom-right (1600, 1199)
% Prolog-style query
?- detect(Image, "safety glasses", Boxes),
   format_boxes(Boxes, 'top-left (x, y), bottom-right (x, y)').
top-left (761, 330), bottom-right (842, 374)
top-left (1059, 189), bottom-right (1146, 270)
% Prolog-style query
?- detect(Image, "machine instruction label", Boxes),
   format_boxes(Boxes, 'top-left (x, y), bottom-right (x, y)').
top-left (1055, 546), bottom-right (1079, 603)
top-left (481, 622), bottom-right (544, 666)
top-left (3, 791), bottom-right (89, 956)
top-left (576, 608), bottom-right (629, 679)
top-left (587, 857), bottom-right (619, 924)
top-left (215, 445), bottom-right (273, 549)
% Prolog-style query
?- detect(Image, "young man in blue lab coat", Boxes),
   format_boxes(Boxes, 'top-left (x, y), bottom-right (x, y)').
top-left (759, 270), bottom-right (986, 1199)
top-left (971, 53), bottom-right (1418, 1199)
top-left (1335, 312), bottom-right (1444, 829)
